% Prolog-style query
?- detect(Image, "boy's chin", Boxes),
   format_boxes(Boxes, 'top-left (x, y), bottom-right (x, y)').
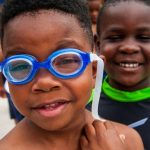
top-left (114, 78), bottom-right (144, 91)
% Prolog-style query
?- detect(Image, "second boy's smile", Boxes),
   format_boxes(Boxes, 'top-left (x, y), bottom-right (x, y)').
top-left (114, 55), bottom-right (145, 72)
top-left (98, 1), bottom-right (150, 91)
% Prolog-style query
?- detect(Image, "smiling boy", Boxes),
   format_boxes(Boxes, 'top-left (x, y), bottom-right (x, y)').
top-left (0, 0), bottom-right (144, 150)
top-left (92, 0), bottom-right (150, 149)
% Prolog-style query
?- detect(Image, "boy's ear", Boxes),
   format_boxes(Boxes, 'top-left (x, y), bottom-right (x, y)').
top-left (94, 34), bottom-right (101, 56)
top-left (92, 61), bottom-right (97, 88)
top-left (99, 55), bottom-right (106, 63)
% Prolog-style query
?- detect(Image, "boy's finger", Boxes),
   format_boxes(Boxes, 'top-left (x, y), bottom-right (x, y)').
top-left (104, 121), bottom-right (121, 138)
top-left (103, 121), bottom-right (126, 145)
top-left (92, 120), bottom-right (107, 140)
top-left (80, 135), bottom-right (89, 148)
top-left (84, 123), bottom-right (96, 137)
top-left (104, 121), bottom-right (126, 143)
top-left (93, 120), bottom-right (107, 132)
top-left (83, 123), bottom-right (97, 143)
top-left (104, 121), bottom-right (115, 130)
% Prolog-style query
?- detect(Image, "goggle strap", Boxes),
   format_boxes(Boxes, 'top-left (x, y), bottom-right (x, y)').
top-left (91, 54), bottom-right (104, 120)
top-left (0, 63), bottom-right (2, 72)
top-left (4, 52), bottom-right (104, 121)
top-left (90, 53), bottom-right (99, 61)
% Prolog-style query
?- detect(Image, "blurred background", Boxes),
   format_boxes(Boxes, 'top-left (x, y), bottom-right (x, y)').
top-left (0, 98), bottom-right (15, 139)
top-left (0, 0), bottom-right (15, 140)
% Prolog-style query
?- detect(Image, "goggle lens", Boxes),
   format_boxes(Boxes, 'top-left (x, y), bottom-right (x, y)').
top-left (52, 53), bottom-right (82, 75)
top-left (5, 59), bottom-right (33, 81)
top-left (1, 48), bottom-right (92, 84)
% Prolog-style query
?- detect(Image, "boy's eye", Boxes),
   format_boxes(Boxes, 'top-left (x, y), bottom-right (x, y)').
top-left (53, 56), bottom-right (81, 67)
top-left (52, 55), bottom-right (82, 74)
top-left (10, 63), bottom-right (30, 72)
top-left (8, 61), bottom-right (32, 80)
top-left (136, 35), bottom-right (150, 42)
top-left (55, 58), bottom-right (80, 66)
top-left (106, 35), bottom-right (123, 42)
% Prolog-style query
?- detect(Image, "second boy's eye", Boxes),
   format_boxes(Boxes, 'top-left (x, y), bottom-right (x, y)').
top-left (136, 35), bottom-right (150, 42)
top-left (136, 34), bottom-right (150, 42)
top-left (106, 35), bottom-right (123, 42)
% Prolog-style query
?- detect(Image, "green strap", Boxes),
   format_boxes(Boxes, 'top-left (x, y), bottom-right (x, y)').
top-left (88, 89), bottom-right (94, 104)
top-left (103, 77), bottom-right (150, 102)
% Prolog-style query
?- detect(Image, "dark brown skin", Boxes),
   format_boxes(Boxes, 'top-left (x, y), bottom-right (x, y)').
top-left (0, 10), bottom-right (144, 150)
top-left (0, 111), bottom-right (144, 150)
top-left (96, 1), bottom-right (150, 91)
top-left (80, 111), bottom-right (144, 150)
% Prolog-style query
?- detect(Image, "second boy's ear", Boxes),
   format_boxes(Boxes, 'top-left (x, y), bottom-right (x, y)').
top-left (92, 61), bottom-right (97, 88)
top-left (99, 55), bottom-right (106, 64)
top-left (94, 34), bottom-right (106, 63)
top-left (94, 34), bottom-right (101, 56)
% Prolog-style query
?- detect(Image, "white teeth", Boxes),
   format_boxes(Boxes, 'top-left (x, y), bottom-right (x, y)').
top-left (44, 104), bottom-right (50, 108)
top-left (44, 103), bottom-right (57, 108)
top-left (119, 63), bottom-right (139, 68)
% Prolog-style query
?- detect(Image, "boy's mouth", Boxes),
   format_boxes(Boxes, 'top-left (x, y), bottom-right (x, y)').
top-left (38, 102), bottom-right (67, 110)
top-left (32, 100), bottom-right (71, 117)
top-left (119, 62), bottom-right (141, 68)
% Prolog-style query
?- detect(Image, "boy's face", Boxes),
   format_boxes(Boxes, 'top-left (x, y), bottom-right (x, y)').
top-left (88, 0), bottom-right (101, 24)
top-left (97, 1), bottom-right (150, 91)
top-left (2, 11), bottom-right (95, 130)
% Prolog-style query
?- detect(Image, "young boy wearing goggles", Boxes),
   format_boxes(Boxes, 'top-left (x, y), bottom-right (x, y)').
top-left (0, 0), bottom-right (143, 150)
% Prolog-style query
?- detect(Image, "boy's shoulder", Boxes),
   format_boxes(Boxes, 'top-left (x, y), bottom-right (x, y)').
top-left (0, 125), bottom-right (25, 150)
top-left (0, 130), bottom-right (19, 150)
top-left (108, 121), bottom-right (144, 150)
top-left (85, 110), bottom-right (144, 150)
top-left (0, 121), bottom-right (36, 150)
top-left (0, 137), bottom-right (13, 150)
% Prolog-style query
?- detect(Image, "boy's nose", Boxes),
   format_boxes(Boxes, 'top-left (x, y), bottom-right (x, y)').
top-left (119, 40), bottom-right (140, 54)
top-left (31, 69), bottom-right (61, 93)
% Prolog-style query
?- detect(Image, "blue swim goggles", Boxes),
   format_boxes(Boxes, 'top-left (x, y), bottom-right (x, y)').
top-left (0, 48), bottom-right (99, 85)
top-left (1, 48), bottom-right (104, 120)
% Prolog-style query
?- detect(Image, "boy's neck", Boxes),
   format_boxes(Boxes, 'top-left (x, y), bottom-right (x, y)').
top-left (108, 77), bottom-right (150, 92)
top-left (19, 112), bottom-right (89, 150)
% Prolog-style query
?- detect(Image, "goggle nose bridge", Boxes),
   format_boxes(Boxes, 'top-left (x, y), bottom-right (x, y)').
top-left (34, 58), bottom-right (53, 71)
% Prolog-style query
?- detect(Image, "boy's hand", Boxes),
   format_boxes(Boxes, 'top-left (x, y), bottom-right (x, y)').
top-left (80, 120), bottom-right (126, 150)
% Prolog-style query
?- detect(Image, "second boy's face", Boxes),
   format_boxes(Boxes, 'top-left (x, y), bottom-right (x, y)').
top-left (98, 1), bottom-right (150, 91)
top-left (2, 11), bottom-right (95, 130)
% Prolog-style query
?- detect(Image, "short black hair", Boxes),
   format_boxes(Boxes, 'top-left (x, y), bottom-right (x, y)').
top-left (96, 0), bottom-right (150, 35)
top-left (1, 0), bottom-right (93, 47)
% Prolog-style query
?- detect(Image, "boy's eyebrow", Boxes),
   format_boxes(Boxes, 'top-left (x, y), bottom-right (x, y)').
top-left (104, 27), bottom-right (124, 33)
top-left (4, 48), bottom-right (26, 58)
top-left (105, 26), bottom-right (150, 33)
top-left (56, 39), bottom-right (84, 50)
top-left (136, 27), bottom-right (150, 32)
top-left (4, 40), bottom-right (84, 57)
